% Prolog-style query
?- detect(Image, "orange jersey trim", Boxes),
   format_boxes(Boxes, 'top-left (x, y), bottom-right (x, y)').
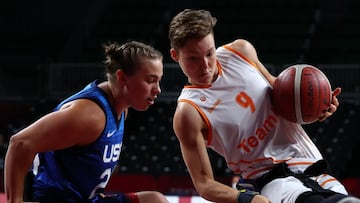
top-left (223, 45), bottom-right (257, 68)
top-left (184, 84), bottom-right (211, 88)
top-left (216, 60), bottom-right (223, 75)
top-left (178, 99), bottom-right (213, 145)
top-left (319, 174), bottom-right (338, 187)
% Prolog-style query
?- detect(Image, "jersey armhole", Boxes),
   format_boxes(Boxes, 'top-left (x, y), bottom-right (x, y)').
top-left (178, 99), bottom-right (213, 145)
top-left (222, 45), bottom-right (257, 68)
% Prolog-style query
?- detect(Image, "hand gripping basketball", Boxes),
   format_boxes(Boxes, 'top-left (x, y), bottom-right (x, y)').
top-left (272, 64), bottom-right (332, 124)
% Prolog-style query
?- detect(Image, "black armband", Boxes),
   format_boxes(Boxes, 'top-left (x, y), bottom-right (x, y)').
top-left (237, 189), bottom-right (259, 203)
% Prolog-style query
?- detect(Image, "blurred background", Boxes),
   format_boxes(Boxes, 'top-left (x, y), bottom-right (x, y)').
top-left (0, 0), bottom-right (359, 198)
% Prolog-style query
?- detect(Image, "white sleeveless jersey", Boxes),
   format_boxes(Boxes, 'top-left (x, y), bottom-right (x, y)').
top-left (177, 45), bottom-right (323, 179)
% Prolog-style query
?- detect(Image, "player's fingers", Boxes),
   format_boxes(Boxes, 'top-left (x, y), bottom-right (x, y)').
top-left (318, 103), bottom-right (337, 122)
top-left (318, 88), bottom-right (341, 123)
top-left (318, 114), bottom-right (326, 122)
top-left (331, 95), bottom-right (339, 107)
top-left (328, 103), bottom-right (337, 114)
top-left (332, 87), bottom-right (341, 97)
top-left (318, 113), bottom-right (328, 122)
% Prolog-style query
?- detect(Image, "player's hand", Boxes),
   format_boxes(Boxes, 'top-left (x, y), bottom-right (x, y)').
top-left (251, 194), bottom-right (272, 203)
top-left (318, 87), bottom-right (341, 122)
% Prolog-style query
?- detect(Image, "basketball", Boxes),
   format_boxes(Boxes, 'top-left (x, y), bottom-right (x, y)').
top-left (271, 64), bottom-right (332, 124)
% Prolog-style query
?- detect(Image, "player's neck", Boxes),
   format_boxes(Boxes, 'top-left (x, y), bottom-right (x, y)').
top-left (99, 81), bottom-right (126, 119)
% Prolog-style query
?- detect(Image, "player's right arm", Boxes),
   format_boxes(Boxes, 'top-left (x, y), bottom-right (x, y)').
top-left (5, 99), bottom-right (105, 203)
top-left (173, 102), bottom-right (270, 203)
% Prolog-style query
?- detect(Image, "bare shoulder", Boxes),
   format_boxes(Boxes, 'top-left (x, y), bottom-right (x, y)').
top-left (173, 102), bottom-right (204, 140)
top-left (174, 102), bottom-right (203, 128)
top-left (58, 99), bottom-right (106, 145)
top-left (225, 39), bottom-right (258, 61)
top-left (61, 99), bottom-right (105, 123)
top-left (227, 39), bottom-right (255, 51)
top-left (226, 39), bottom-right (275, 84)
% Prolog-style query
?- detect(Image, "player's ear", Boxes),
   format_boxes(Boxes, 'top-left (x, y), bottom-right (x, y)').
top-left (115, 69), bottom-right (126, 84)
top-left (170, 48), bottom-right (179, 62)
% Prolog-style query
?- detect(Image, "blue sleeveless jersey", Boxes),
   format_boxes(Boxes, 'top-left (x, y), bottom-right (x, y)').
top-left (32, 80), bottom-right (125, 202)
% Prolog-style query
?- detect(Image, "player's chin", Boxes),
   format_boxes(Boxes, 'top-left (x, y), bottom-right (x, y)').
top-left (133, 99), bottom-right (154, 111)
top-left (133, 105), bottom-right (150, 111)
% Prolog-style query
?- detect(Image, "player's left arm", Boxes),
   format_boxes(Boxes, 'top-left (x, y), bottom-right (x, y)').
top-left (228, 39), bottom-right (276, 86)
top-left (229, 39), bottom-right (342, 122)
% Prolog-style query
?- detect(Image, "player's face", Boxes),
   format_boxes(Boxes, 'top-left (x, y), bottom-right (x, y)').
top-left (125, 58), bottom-right (163, 111)
top-left (172, 34), bottom-right (218, 86)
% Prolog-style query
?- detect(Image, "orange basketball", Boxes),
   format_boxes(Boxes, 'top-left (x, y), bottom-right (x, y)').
top-left (271, 64), bottom-right (332, 124)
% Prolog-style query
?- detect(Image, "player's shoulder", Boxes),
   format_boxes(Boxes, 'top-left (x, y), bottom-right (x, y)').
top-left (174, 101), bottom-right (203, 123)
top-left (59, 99), bottom-right (106, 131)
top-left (173, 101), bottom-right (204, 138)
top-left (225, 39), bottom-right (255, 52)
top-left (223, 39), bottom-right (258, 62)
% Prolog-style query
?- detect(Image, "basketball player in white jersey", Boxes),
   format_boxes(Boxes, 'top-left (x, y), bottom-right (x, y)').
top-left (168, 9), bottom-right (360, 203)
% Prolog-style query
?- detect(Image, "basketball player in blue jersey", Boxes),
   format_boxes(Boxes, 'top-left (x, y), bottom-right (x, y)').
top-left (5, 41), bottom-right (169, 203)
top-left (168, 9), bottom-right (360, 203)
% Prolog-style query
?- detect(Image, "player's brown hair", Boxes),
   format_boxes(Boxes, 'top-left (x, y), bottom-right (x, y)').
top-left (168, 9), bottom-right (217, 50)
top-left (103, 41), bottom-right (163, 81)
